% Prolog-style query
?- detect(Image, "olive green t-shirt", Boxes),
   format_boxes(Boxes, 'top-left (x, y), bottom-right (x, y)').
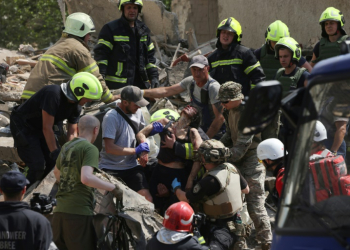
top-left (54, 138), bottom-right (99, 216)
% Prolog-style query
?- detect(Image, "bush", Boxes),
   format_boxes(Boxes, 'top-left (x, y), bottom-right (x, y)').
top-left (0, 0), bottom-right (63, 50)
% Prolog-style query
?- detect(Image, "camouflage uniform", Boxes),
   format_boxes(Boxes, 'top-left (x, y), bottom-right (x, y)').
top-left (219, 82), bottom-right (272, 246)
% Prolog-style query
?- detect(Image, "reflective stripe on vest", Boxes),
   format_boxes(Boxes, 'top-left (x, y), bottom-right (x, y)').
top-left (275, 67), bottom-right (306, 97)
top-left (116, 62), bottom-right (123, 76)
top-left (185, 143), bottom-right (194, 160)
top-left (140, 36), bottom-right (147, 42)
top-left (211, 59), bottom-right (243, 68)
top-left (105, 75), bottom-right (127, 83)
top-left (244, 61), bottom-right (261, 75)
top-left (114, 36), bottom-right (129, 42)
top-left (40, 54), bottom-right (76, 76)
top-left (146, 63), bottom-right (157, 69)
top-left (101, 89), bottom-right (113, 103)
top-left (313, 35), bottom-right (348, 64)
top-left (79, 62), bottom-right (99, 73)
top-left (98, 39), bottom-right (113, 50)
top-left (260, 44), bottom-right (281, 80)
top-left (97, 60), bottom-right (108, 66)
top-left (148, 42), bottom-right (155, 51)
top-left (202, 163), bottom-right (243, 219)
top-left (21, 90), bottom-right (36, 99)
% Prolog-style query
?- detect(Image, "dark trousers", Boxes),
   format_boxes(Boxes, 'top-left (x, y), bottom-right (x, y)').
top-left (52, 212), bottom-right (97, 250)
top-left (201, 221), bottom-right (236, 250)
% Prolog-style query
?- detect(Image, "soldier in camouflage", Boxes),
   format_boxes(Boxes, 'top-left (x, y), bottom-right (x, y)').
top-left (219, 81), bottom-right (272, 250)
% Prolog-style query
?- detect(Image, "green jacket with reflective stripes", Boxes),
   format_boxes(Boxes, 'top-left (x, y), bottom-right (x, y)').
top-left (208, 41), bottom-right (265, 96)
top-left (94, 16), bottom-right (158, 89)
top-left (22, 36), bottom-right (113, 103)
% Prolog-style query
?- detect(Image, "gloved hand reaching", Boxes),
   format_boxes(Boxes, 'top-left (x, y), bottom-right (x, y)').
top-left (171, 178), bottom-right (181, 192)
top-left (149, 122), bottom-right (164, 136)
top-left (135, 142), bottom-right (150, 156)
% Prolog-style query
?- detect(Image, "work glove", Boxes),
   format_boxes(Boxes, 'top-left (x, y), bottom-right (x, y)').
top-left (111, 184), bottom-right (123, 200)
top-left (149, 121), bottom-right (164, 136)
top-left (49, 148), bottom-right (61, 162)
top-left (171, 178), bottom-right (181, 192)
top-left (151, 78), bottom-right (159, 89)
top-left (135, 142), bottom-right (150, 156)
top-left (101, 74), bottom-right (106, 80)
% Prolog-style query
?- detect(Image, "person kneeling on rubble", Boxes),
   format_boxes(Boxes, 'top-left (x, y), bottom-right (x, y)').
top-left (10, 72), bottom-right (102, 187)
top-left (172, 139), bottom-right (250, 250)
top-left (257, 138), bottom-right (286, 204)
top-left (146, 201), bottom-right (209, 250)
top-left (136, 105), bottom-right (209, 214)
top-left (52, 115), bottom-right (123, 250)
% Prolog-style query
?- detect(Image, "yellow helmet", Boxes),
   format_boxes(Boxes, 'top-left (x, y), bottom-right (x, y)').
top-left (216, 17), bottom-right (242, 43)
top-left (265, 20), bottom-right (290, 42)
top-left (319, 7), bottom-right (346, 37)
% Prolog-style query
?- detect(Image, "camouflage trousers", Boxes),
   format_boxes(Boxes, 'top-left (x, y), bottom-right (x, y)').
top-left (233, 152), bottom-right (272, 244)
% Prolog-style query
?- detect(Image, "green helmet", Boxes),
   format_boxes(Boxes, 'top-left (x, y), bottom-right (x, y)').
top-left (198, 139), bottom-right (231, 164)
top-left (63, 12), bottom-right (95, 37)
top-left (61, 72), bottom-right (103, 102)
top-left (274, 37), bottom-right (302, 63)
top-left (265, 20), bottom-right (290, 42)
top-left (150, 109), bottom-right (180, 123)
top-left (216, 17), bottom-right (242, 43)
top-left (119, 0), bottom-right (143, 12)
top-left (319, 7), bottom-right (346, 37)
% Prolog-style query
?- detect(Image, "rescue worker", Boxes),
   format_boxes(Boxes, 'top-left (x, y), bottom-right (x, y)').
top-left (257, 138), bottom-right (285, 201)
top-left (254, 20), bottom-right (312, 80)
top-left (172, 139), bottom-right (249, 250)
top-left (208, 17), bottom-right (265, 96)
top-left (94, 0), bottom-right (159, 90)
top-left (218, 81), bottom-right (272, 250)
top-left (310, 121), bottom-right (334, 159)
top-left (0, 171), bottom-right (53, 250)
top-left (52, 115), bottom-right (122, 250)
top-left (274, 37), bottom-right (310, 96)
top-left (311, 7), bottom-right (350, 67)
top-left (136, 105), bottom-right (208, 214)
top-left (143, 55), bottom-right (225, 139)
top-left (21, 12), bottom-right (115, 103)
top-left (10, 72), bottom-right (102, 186)
top-left (146, 201), bottom-right (209, 250)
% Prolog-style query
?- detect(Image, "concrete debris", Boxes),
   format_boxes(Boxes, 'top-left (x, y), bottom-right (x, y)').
top-left (18, 44), bottom-right (35, 54)
top-left (0, 112), bottom-right (10, 127)
top-left (6, 56), bottom-right (25, 66)
top-left (9, 65), bottom-right (19, 73)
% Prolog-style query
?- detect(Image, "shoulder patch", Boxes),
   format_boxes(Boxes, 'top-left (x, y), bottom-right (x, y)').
top-left (193, 184), bottom-right (201, 194)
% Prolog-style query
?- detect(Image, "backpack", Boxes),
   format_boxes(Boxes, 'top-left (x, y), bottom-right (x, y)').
top-left (309, 153), bottom-right (350, 202)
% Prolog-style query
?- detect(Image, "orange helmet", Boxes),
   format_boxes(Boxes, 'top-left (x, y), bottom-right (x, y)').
top-left (163, 202), bottom-right (194, 232)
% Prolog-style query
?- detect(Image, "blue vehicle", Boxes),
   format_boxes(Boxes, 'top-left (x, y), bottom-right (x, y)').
top-left (240, 50), bottom-right (350, 249)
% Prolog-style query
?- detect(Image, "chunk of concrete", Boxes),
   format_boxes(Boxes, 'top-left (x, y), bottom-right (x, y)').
top-left (0, 137), bottom-right (22, 162)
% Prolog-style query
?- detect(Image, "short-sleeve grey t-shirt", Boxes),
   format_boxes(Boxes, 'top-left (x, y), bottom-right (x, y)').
top-left (99, 101), bottom-right (146, 170)
top-left (179, 76), bottom-right (220, 105)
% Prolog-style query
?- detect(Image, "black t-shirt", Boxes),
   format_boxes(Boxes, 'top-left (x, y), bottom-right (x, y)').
top-left (186, 172), bottom-right (248, 203)
top-left (254, 46), bottom-right (307, 67)
top-left (17, 85), bottom-right (81, 131)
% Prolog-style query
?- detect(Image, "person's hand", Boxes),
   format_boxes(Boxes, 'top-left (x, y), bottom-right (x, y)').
top-left (161, 133), bottom-right (176, 149)
top-left (111, 184), bottom-right (123, 200)
top-left (156, 183), bottom-right (170, 197)
top-left (151, 78), bottom-right (159, 89)
top-left (139, 151), bottom-right (149, 167)
top-left (149, 122), bottom-right (164, 136)
top-left (135, 142), bottom-right (150, 156)
top-left (171, 178), bottom-right (181, 192)
top-left (49, 148), bottom-right (61, 162)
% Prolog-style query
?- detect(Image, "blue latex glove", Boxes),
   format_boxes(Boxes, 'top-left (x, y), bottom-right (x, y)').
top-left (135, 142), bottom-right (150, 156)
top-left (171, 178), bottom-right (181, 192)
top-left (149, 121), bottom-right (164, 136)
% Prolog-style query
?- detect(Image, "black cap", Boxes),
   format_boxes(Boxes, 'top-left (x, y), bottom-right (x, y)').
top-left (0, 171), bottom-right (30, 193)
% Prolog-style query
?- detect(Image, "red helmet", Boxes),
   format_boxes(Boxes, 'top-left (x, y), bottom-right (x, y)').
top-left (163, 202), bottom-right (194, 232)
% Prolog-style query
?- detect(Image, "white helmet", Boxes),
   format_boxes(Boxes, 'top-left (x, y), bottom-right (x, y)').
top-left (257, 138), bottom-right (285, 160)
top-left (63, 12), bottom-right (95, 37)
top-left (314, 121), bottom-right (327, 142)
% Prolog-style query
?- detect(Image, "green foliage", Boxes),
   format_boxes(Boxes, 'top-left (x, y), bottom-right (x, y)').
top-left (0, 0), bottom-right (63, 50)
top-left (161, 0), bottom-right (172, 11)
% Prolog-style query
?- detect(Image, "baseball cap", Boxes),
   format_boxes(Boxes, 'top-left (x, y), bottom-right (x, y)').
top-left (189, 55), bottom-right (209, 69)
top-left (0, 171), bottom-right (30, 193)
top-left (121, 86), bottom-right (149, 107)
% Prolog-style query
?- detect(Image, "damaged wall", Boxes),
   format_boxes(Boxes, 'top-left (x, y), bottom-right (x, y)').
top-left (65, 0), bottom-right (180, 44)
top-left (217, 0), bottom-right (350, 49)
